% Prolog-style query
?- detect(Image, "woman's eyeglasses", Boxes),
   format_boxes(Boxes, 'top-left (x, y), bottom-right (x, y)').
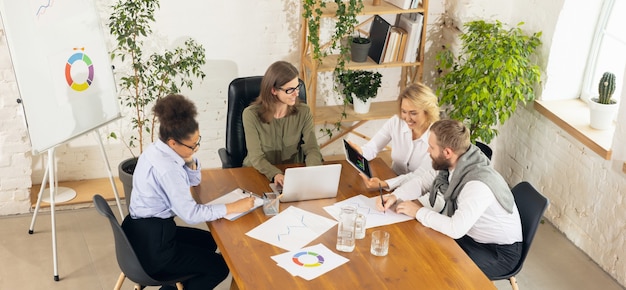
top-left (176, 135), bottom-right (201, 151)
top-left (277, 83), bottom-right (301, 94)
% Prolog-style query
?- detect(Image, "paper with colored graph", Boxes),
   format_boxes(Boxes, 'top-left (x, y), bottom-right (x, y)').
top-left (271, 243), bottom-right (349, 281)
top-left (246, 206), bottom-right (337, 251)
top-left (323, 194), bottom-right (413, 229)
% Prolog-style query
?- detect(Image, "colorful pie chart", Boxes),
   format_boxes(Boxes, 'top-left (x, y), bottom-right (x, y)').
top-left (65, 52), bottom-right (94, 91)
top-left (292, 251), bottom-right (324, 267)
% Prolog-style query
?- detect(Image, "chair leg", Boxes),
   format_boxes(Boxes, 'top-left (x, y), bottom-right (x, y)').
top-left (114, 272), bottom-right (125, 290)
top-left (176, 281), bottom-right (184, 290)
top-left (510, 276), bottom-right (519, 290)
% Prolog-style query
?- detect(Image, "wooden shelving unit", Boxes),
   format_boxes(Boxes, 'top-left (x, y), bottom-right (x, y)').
top-left (300, 0), bottom-right (429, 147)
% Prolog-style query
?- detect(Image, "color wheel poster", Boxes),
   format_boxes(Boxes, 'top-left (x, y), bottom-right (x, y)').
top-left (271, 243), bottom-right (349, 281)
top-left (0, 0), bottom-right (120, 154)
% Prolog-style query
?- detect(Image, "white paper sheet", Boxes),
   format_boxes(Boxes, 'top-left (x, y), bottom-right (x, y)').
top-left (271, 243), bottom-right (349, 281)
top-left (324, 194), bottom-right (413, 229)
top-left (246, 206), bottom-right (338, 251)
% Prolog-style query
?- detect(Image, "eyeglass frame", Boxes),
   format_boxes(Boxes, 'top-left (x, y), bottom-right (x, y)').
top-left (175, 135), bottom-right (202, 151)
top-left (277, 83), bottom-right (301, 95)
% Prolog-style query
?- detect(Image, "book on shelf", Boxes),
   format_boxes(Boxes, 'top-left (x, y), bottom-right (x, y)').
top-left (396, 12), bottom-right (424, 63)
top-left (395, 28), bottom-right (408, 62)
top-left (368, 15), bottom-right (392, 64)
top-left (382, 28), bottom-right (399, 63)
top-left (384, 0), bottom-right (412, 9)
top-left (384, 0), bottom-right (422, 9)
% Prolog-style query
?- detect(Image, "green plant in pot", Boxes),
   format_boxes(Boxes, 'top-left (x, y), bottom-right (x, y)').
top-left (108, 0), bottom-right (206, 208)
top-left (589, 71), bottom-right (618, 130)
top-left (350, 34), bottom-right (371, 63)
top-left (337, 69), bottom-right (382, 114)
top-left (435, 20), bottom-right (542, 145)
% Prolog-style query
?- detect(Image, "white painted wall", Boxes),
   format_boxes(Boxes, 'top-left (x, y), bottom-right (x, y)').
top-left (0, 0), bottom-right (624, 286)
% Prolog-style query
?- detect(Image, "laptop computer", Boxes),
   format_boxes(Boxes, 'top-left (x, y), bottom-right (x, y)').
top-left (343, 139), bottom-right (372, 178)
top-left (271, 164), bottom-right (342, 202)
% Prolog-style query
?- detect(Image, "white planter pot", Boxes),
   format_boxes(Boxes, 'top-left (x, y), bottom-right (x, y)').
top-left (589, 100), bottom-right (618, 130)
top-left (353, 96), bottom-right (371, 114)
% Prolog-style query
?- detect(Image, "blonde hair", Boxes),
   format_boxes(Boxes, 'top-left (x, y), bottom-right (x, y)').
top-left (397, 83), bottom-right (440, 125)
top-left (430, 119), bottom-right (471, 155)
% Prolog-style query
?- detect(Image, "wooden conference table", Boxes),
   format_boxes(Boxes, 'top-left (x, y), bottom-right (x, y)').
top-left (195, 159), bottom-right (495, 289)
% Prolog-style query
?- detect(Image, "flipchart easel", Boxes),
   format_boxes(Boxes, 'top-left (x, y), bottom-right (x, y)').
top-left (0, 0), bottom-right (122, 281)
top-left (28, 128), bottom-right (124, 281)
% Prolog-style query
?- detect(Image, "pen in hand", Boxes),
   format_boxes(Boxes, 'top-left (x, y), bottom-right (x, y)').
top-left (379, 182), bottom-right (385, 214)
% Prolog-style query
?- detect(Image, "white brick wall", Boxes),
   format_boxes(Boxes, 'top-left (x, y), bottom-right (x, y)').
top-left (0, 27), bottom-right (32, 214)
top-left (494, 104), bottom-right (626, 286)
top-left (0, 0), bottom-right (624, 287)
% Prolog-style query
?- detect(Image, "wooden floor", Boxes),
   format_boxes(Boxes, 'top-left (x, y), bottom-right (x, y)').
top-left (29, 151), bottom-right (393, 209)
top-left (30, 177), bottom-right (125, 209)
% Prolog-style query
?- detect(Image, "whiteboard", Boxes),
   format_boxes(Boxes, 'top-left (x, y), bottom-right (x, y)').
top-left (0, 0), bottom-right (121, 154)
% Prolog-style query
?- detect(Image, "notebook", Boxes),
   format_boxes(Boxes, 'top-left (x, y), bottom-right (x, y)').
top-left (271, 164), bottom-right (342, 203)
top-left (343, 139), bottom-right (372, 178)
top-left (206, 188), bottom-right (264, 221)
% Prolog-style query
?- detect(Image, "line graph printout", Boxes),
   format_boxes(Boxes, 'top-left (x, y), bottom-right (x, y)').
top-left (324, 195), bottom-right (414, 229)
top-left (246, 206), bottom-right (338, 251)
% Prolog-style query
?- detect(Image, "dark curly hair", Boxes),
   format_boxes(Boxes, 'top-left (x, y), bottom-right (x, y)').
top-left (153, 94), bottom-right (199, 143)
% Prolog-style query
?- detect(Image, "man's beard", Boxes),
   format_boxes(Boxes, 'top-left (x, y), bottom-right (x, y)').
top-left (431, 154), bottom-right (451, 171)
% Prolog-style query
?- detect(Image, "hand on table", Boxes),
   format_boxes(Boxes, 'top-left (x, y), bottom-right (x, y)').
top-left (395, 200), bottom-right (423, 218)
top-left (273, 174), bottom-right (285, 186)
top-left (225, 197), bottom-right (255, 214)
top-left (376, 193), bottom-right (397, 212)
top-left (359, 173), bottom-right (388, 190)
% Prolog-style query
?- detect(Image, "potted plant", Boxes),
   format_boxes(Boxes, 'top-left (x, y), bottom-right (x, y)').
top-left (589, 71), bottom-right (618, 130)
top-left (436, 20), bottom-right (542, 146)
top-left (108, 0), bottom-right (206, 207)
top-left (337, 70), bottom-right (382, 114)
top-left (350, 34), bottom-right (371, 63)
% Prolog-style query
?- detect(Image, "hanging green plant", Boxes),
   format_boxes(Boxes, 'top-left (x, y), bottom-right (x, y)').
top-left (302, 0), bottom-right (365, 138)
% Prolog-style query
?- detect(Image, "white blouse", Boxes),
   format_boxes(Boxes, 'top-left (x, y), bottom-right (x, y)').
top-left (360, 115), bottom-right (436, 193)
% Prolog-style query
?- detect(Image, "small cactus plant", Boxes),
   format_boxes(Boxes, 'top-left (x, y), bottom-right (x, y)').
top-left (597, 72), bottom-right (616, 104)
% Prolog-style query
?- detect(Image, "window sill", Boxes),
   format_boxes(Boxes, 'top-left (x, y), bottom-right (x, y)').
top-left (534, 99), bottom-right (613, 160)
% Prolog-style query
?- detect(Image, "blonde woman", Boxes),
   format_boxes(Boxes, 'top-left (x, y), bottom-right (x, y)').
top-left (347, 82), bottom-right (440, 197)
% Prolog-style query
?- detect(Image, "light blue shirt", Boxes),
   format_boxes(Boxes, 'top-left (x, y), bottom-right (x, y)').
top-left (129, 140), bottom-right (227, 224)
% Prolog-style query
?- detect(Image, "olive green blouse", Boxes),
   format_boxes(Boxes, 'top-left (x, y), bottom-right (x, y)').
top-left (242, 103), bottom-right (323, 180)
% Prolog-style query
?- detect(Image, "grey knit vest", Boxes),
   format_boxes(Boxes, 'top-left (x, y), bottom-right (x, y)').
top-left (430, 144), bottom-right (514, 217)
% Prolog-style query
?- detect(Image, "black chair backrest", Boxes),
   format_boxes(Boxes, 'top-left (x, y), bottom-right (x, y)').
top-left (222, 76), bottom-right (306, 168)
top-left (506, 182), bottom-right (549, 277)
top-left (475, 141), bottom-right (492, 160)
top-left (93, 194), bottom-right (162, 286)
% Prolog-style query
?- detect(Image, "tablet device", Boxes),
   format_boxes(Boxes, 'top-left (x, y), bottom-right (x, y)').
top-left (343, 139), bottom-right (372, 178)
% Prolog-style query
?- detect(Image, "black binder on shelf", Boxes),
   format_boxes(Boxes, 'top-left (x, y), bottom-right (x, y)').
top-left (368, 15), bottom-right (392, 64)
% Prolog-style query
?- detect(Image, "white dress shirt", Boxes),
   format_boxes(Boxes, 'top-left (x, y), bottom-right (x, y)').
top-left (416, 179), bottom-right (523, 245)
top-left (129, 140), bottom-right (227, 224)
top-left (360, 115), bottom-right (436, 192)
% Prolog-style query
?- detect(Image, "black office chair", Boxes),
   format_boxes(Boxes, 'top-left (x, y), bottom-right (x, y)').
top-left (475, 141), bottom-right (493, 160)
top-left (93, 194), bottom-right (191, 290)
top-left (218, 76), bottom-right (307, 168)
top-left (491, 182), bottom-right (549, 290)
